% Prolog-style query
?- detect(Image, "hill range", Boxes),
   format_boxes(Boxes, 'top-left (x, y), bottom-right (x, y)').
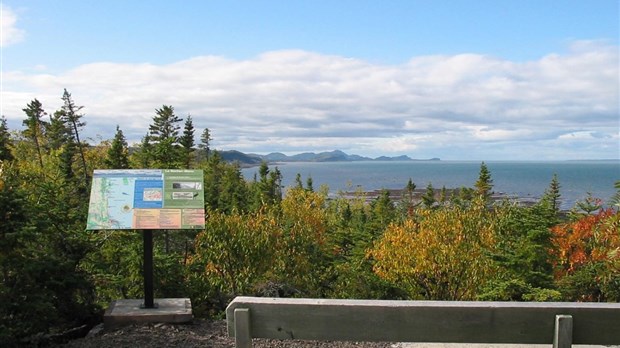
top-left (218, 149), bottom-right (440, 166)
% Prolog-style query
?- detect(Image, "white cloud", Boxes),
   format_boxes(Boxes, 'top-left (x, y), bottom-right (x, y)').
top-left (0, 4), bottom-right (25, 47)
top-left (1, 42), bottom-right (618, 160)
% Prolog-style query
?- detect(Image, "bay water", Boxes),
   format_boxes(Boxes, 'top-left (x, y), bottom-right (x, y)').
top-left (242, 160), bottom-right (619, 210)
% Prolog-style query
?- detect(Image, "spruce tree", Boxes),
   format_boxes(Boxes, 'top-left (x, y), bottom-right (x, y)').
top-left (134, 133), bottom-right (152, 168)
top-left (0, 116), bottom-right (13, 162)
top-left (148, 105), bottom-right (182, 168)
top-left (294, 173), bottom-right (304, 189)
top-left (105, 125), bottom-right (130, 169)
top-left (21, 99), bottom-right (47, 167)
top-left (60, 89), bottom-right (89, 185)
top-left (475, 161), bottom-right (493, 201)
top-left (179, 115), bottom-right (195, 168)
top-left (46, 111), bottom-right (71, 151)
top-left (541, 173), bottom-right (561, 213)
top-left (199, 128), bottom-right (212, 160)
top-left (422, 182), bottom-right (436, 208)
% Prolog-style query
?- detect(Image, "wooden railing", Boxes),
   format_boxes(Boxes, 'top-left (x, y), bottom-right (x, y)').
top-left (226, 296), bottom-right (620, 348)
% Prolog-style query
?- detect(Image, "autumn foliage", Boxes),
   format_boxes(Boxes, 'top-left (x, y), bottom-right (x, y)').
top-left (368, 198), bottom-right (497, 300)
top-left (551, 208), bottom-right (620, 301)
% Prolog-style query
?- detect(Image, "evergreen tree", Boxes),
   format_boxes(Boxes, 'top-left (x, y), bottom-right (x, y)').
top-left (368, 190), bottom-right (395, 234)
top-left (399, 178), bottom-right (417, 216)
top-left (59, 89), bottom-right (89, 185)
top-left (46, 111), bottom-right (71, 151)
top-left (294, 173), bottom-right (304, 189)
top-left (270, 167), bottom-right (283, 202)
top-left (179, 115), bottom-right (195, 168)
top-left (439, 186), bottom-right (448, 203)
top-left (133, 133), bottom-right (152, 168)
top-left (475, 162), bottom-right (493, 202)
top-left (422, 182), bottom-right (436, 208)
top-left (306, 176), bottom-right (314, 192)
top-left (148, 105), bottom-right (182, 168)
top-left (541, 173), bottom-right (561, 214)
top-left (105, 125), bottom-right (130, 169)
top-left (21, 99), bottom-right (47, 167)
top-left (253, 161), bottom-right (282, 206)
top-left (199, 128), bottom-right (212, 160)
top-left (0, 116), bottom-right (13, 162)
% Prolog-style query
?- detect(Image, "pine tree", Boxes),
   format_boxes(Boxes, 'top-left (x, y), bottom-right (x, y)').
top-left (179, 115), bottom-right (195, 168)
top-left (105, 125), bottom-right (130, 169)
top-left (59, 89), bottom-right (89, 185)
top-left (475, 162), bottom-right (493, 201)
top-left (148, 105), bottom-right (182, 168)
top-left (0, 116), bottom-right (13, 162)
top-left (21, 99), bottom-right (47, 167)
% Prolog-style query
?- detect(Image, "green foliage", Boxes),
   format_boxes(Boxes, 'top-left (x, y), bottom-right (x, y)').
top-left (21, 99), bottom-right (47, 166)
top-left (59, 89), bottom-right (89, 186)
top-left (541, 173), bottom-right (561, 214)
top-left (482, 200), bottom-right (558, 301)
top-left (202, 152), bottom-right (251, 213)
top-left (179, 115), bottom-right (195, 168)
top-left (147, 105), bottom-right (183, 168)
top-left (105, 126), bottom-right (130, 169)
top-left (188, 209), bottom-right (277, 312)
top-left (250, 161), bottom-right (282, 208)
top-left (198, 128), bottom-right (212, 160)
top-left (475, 161), bottom-right (493, 202)
top-left (0, 117), bottom-right (13, 162)
top-left (422, 182), bottom-right (436, 208)
top-left (0, 163), bottom-right (98, 344)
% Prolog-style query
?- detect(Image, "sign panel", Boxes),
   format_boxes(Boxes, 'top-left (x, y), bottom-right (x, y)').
top-left (87, 169), bottom-right (205, 230)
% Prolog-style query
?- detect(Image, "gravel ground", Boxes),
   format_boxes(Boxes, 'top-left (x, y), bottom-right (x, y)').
top-left (57, 320), bottom-right (398, 348)
top-left (55, 320), bottom-right (619, 348)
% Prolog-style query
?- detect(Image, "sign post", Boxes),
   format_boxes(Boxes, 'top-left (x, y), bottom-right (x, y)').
top-left (86, 169), bottom-right (205, 309)
top-left (142, 229), bottom-right (155, 308)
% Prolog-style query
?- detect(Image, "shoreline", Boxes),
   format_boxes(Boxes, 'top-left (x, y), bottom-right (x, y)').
top-left (335, 187), bottom-right (540, 207)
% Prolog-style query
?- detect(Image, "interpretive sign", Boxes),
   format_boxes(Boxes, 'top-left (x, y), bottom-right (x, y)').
top-left (86, 169), bottom-right (205, 230)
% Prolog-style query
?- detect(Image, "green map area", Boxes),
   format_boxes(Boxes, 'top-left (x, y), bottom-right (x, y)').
top-left (87, 169), bottom-right (204, 230)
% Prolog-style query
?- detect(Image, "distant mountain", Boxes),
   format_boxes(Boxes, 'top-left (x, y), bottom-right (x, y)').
top-left (219, 150), bottom-right (263, 166)
top-left (222, 149), bottom-right (439, 166)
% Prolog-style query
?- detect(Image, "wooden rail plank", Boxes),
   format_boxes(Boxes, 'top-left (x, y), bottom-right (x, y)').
top-left (226, 297), bottom-right (620, 345)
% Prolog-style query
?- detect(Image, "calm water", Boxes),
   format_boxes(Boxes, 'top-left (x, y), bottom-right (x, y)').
top-left (242, 161), bottom-right (620, 210)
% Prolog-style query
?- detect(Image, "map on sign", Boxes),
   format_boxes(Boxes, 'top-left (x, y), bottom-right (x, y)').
top-left (87, 169), bottom-right (205, 230)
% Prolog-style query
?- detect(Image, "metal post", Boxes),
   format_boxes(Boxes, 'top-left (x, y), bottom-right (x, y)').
top-left (142, 229), bottom-right (156, 308)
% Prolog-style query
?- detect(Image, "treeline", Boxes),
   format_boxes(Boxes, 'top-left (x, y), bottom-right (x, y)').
top-left (1, 90), bottom-right (619, 345)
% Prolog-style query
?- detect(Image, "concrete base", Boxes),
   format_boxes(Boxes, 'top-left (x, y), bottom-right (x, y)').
top-left (104, 298), bottom-right (192, 328)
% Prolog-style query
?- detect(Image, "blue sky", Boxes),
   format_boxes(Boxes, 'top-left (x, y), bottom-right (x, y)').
top-left (1, 0), bottom-right (619, 160)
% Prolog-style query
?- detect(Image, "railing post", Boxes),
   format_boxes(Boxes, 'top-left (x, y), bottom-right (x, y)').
top-left (553, 314), bottom-right (573, 348)
top-left (234, 308), bottom-right (252, 348)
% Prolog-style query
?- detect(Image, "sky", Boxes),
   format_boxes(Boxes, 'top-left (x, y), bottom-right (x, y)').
top-left (1, 0), bottom-right (619, 160)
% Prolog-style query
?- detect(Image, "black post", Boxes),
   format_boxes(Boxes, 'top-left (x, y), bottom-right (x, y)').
top-left (142, 229), bottom-right (156, 308)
